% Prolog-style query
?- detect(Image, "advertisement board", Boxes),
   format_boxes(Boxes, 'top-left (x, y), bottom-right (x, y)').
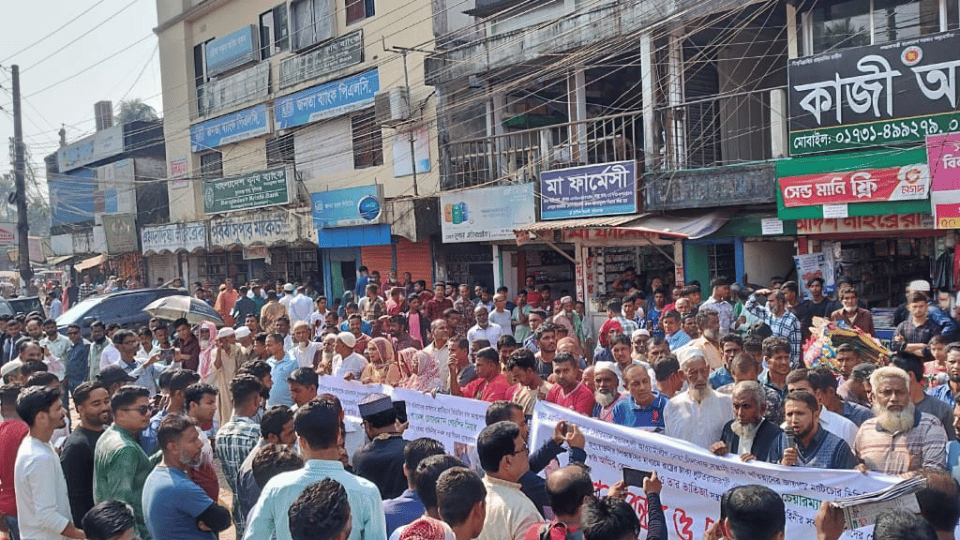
top-left (312, 184), bottom-right (384, 229)
top-left (274, 69), bottom-right (379, 129)
top-left (205, 25), bottom-right (259, 77)
top-left (190, 104), bottom-right (271, 152)
top-left (440, 184), bottom-right (535, 243)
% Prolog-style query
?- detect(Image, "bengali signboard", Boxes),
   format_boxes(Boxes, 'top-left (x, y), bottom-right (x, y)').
top-left (540, 160), bottom-right (637, 220)
top-left (205, 25), bottom-right (259, 77)
top-left (274, 69), bottom-right (379, 129)
top-left (441, 184), bottom-right (535, 243)
top-left (788, 31), bottom-right (960, 155)
top-left (311, 184), bottom-right (384, 228)
top-left (927, 131), bottom-right (960, 191)
top-left (57, 125), bottom-right (124, 173)
top-left (0, 223), bottom-right (16, 246)
top-left (931, 190), bottom-right (960, 229)
top-left (140, 221), bottom-right (208, 255)
top-left (204, 167), bottom-right (290, 214)
top-left (101, 213), bottom-right (138, 254)
top-left (777, 147), bottom-right (930, 208)
top-left (796, 213), bottom-right (934, 235)
top-left (209, 212), bottom-right (299, 249)
top-left (190, 104), bottom-right (271, 153)
top-left (279, 30), bottom-right (364, 89)
top-left (201, 62), bottom-right (270, 117)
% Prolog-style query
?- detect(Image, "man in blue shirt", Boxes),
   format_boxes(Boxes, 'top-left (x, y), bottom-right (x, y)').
top-left (612, 364), bottom-right (668, 431)
top-left (141, 369), bottom-right (199, 455)
top-left (142, 414), bottom-right (231, 540)
top-left (766, 391), bottom-right (858, 469)
top-left (929, 342), bottom-right (960, 408)
top-left (244, 395), bottom-right (386, 540)
top-left (266, 333), bottom-right (298, 408)
top-left (383, 438), bottom-right (445, 536)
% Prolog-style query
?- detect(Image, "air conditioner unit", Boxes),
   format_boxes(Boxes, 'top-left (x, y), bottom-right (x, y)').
top-left (374, 87), bottom-right (411, 126)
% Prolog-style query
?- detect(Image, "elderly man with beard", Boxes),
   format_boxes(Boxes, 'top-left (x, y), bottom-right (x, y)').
top-left (611, 364), bottom-right (668, 431)
top-left (206, 327), bottom-right (241, 429)
top-left (591, 362), bottom-right (626, 422)
top-left (767, 391), bottom-right (858, 469)
top-left (854, 366), bottom-right (948, 475)
top-left (664, 351), bottom-right (733, 448)
top-left (830, 287), bottom-right (875, 337)
top-left (630, 329), bottom-right (649, 363)
top-left (710, 381), bottom-right (782, 462)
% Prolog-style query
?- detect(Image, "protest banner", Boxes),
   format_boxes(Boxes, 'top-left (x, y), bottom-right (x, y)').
top-left (317, 375), bottom-right (491, 473)
top-left (530, 401), bottom-right (897, 540)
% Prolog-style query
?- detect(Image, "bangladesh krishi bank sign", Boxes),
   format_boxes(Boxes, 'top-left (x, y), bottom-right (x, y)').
top-left (788, 31), bottom-right (960, 155)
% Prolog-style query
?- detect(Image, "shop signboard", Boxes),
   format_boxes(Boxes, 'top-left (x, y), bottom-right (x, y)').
top-left (795, 213), bottom-right (934, 235)
top-left (140, 221), bottom-right (208, 255)
top-left (274, 69), bottom-right (379, 129)
top-left (209, 212), bottom-right (299, 249)
top-left (312, 185), bottom-right (384, 228)
top-left (204, 167), bottom-right (290, 215)
top-left (441, 184), bottom-right (534, 243)
top-left (57, 125), bottom-right (124, 173)
top-left (190, 104), bottom-right (271, 152)
top-left (540, 160), bottom-right (637, 220)
top-left (101, 213), bottom-right (138, 254)
top-left (926, 132), bottom-right (960, 191)
top-left (0, 223), bottom-right (16, 246)
top-left (777, 147), bottom-right (930, 208)
top-left (788, 30), bottom-right (960, 155)
top-left (205, 25), bottom-right (259, 77)
top-left (279, 30), bottom-right (363, 89)
top-left (793, 252), bottom-right (835, 298)
top-left (931, 191), bottom-right (960, 229)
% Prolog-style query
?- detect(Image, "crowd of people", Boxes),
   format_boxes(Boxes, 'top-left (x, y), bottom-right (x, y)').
top-left (3, 268), bottom-right (960, 539)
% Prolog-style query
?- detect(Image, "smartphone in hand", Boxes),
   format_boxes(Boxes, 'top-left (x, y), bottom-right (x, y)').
top-left (623, 467), bottom-right (652, 487)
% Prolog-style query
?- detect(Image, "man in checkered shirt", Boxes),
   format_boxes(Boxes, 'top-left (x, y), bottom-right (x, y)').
top-left (744, 288), bottom-right (802, 368)
top-left (215, 374), bottom-right (263, 536)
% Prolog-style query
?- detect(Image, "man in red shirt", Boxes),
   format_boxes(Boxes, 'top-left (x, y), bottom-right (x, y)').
top-left (546, 353), bottom-right (596, 416)
top-left (425, 282), bottom-right (452, 322)
top-left (449, 347), bottom-right (509, 402)
top-left (0, 382), bottom-right (28, 537)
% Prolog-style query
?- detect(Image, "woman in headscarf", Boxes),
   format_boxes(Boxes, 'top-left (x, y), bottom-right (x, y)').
top-left (360, 336), bottom-right (400, 386)
top-left (594, 319), bottom-right (623, 364)
top-left (401, 350), bottom-right (441, 393)
top-left (196, 320), bottom-right (219, 382)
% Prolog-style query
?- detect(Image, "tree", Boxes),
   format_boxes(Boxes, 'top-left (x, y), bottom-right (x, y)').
top-left (115, 99), bottom-right (159, 124)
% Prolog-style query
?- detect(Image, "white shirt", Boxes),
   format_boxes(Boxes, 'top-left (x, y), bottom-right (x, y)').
top-left (425, 341), bottom-right (450, 392)
top-left (288, 294), bottom-right (314, 324)
top-left (15, 435), bottom-right (72, 539)
top-left (477, 476), bottom-right (541, 540)
top-left (333, 352), bottom-right (368, 379)
top-left (467, 322), bottom-right (503, 346)
top-left (664, 388), bottom-right (733, 449)
top-left (819, 407), bottom-right (859, 447)
top-left (99, 343), bottom-right (120, 371)
top-left (290, 342), bottom-right (323, 368)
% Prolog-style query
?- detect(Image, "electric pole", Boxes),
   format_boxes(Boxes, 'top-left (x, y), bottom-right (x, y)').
top-left (11, 65), bottom-right (32, 289)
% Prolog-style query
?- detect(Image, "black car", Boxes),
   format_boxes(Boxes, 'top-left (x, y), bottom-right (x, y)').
top-left (56, 288), bottom-right (189, 337)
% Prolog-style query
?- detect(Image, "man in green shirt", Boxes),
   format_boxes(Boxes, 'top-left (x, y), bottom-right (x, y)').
top-left (93, 385), bottom-right (158, 539)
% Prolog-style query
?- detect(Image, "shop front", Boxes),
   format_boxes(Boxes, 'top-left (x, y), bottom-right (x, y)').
top-left (140, 221), bottom-right (208, 286)
top-left (207, 210), bottom-right (314, 285)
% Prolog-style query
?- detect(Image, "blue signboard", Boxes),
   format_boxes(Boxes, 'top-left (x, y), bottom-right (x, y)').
top-left (275, 69), bottom-right (379, 130)
top-left (50, 169), bottom-right (97, 227)
top-left (190, 104), bottom-right (271, 153)
top-left (540, 160), bottom-right (638, 220)
top-left (312, 185), bottom-right (384, 228)
top-left (205, 25), bottom-right (258, 77)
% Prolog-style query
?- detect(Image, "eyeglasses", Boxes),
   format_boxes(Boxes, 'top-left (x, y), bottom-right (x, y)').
top-left (121, 405), bottom-right (152, 416)
top-left (508, 445), bottom-right (529, 456)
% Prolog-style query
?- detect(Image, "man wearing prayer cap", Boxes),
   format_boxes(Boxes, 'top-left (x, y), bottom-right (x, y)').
top-left (234, 326), bottom-right (254, 364)
top-left (353, 393), bottom-right (408, 499)
top-left (592, 361), bottom-right (626, 422)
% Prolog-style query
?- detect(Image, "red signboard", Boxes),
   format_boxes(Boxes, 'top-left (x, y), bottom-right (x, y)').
top-left (779, 163), bottom-right (930, 207)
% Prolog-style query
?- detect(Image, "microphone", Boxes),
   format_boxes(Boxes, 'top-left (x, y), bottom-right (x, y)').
top-left (784, 426), bottom-right (795, 449)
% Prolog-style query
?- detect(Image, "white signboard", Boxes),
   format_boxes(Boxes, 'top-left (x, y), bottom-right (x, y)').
top-left (440, 184), bottom-right (536, 243)
top-left (141, 222), bottom-right (208, 255)
top-left (208, 211), bottom-right (300, 249)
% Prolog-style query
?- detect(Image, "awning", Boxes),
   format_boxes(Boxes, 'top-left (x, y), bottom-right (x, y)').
top-left (74, 254), bottom-right (107, 272)
top-left (514, 210), bottom-right (731, 240)
top-left (46, 255), bottom-right (82, 267)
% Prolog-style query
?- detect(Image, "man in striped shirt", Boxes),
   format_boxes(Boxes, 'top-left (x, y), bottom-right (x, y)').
top-left (853, 366), bottom-right (947, 476)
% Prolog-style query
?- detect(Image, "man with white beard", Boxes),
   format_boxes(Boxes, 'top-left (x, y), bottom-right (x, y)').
top-left (591, 361), bottom-right (626, 422)
top-left (710, 381), bottom-right (782, 462)
top-left (664, 351), bottom-right (733, 448)
top-left (854, 366), bottom-right (948, 475)
top-left (830, 287), bottom-right (875, 337)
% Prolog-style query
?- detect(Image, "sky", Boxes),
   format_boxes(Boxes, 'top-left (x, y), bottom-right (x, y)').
top-left (0, 0), bottom-right (163, 195)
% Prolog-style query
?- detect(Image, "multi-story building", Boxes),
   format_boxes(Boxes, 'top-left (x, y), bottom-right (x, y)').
top-left (46, 102), bottom-right (167, 284)
top-left (427, 0), bottom-right (955, 325)
top-left (152, 0), bottom-right (440, 295)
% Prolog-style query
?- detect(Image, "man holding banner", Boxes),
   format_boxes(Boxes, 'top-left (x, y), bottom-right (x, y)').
top-left (664, 351), bottom-right (732, 448)
top-left (710, 381), bottom-right (782, 462)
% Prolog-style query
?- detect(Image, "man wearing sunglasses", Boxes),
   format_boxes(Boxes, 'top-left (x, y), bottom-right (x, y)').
top-left (93, 385), bottom-right (156, 540)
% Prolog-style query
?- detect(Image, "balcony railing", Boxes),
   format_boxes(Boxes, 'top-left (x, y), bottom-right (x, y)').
top-left (657, 87), bottom-right (781, 171)
top-left (443, 110), bottom-right (643, 190)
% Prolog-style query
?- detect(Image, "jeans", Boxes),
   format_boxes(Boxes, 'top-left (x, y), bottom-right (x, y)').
top-left (4, 515), bottom-right (19, 540)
